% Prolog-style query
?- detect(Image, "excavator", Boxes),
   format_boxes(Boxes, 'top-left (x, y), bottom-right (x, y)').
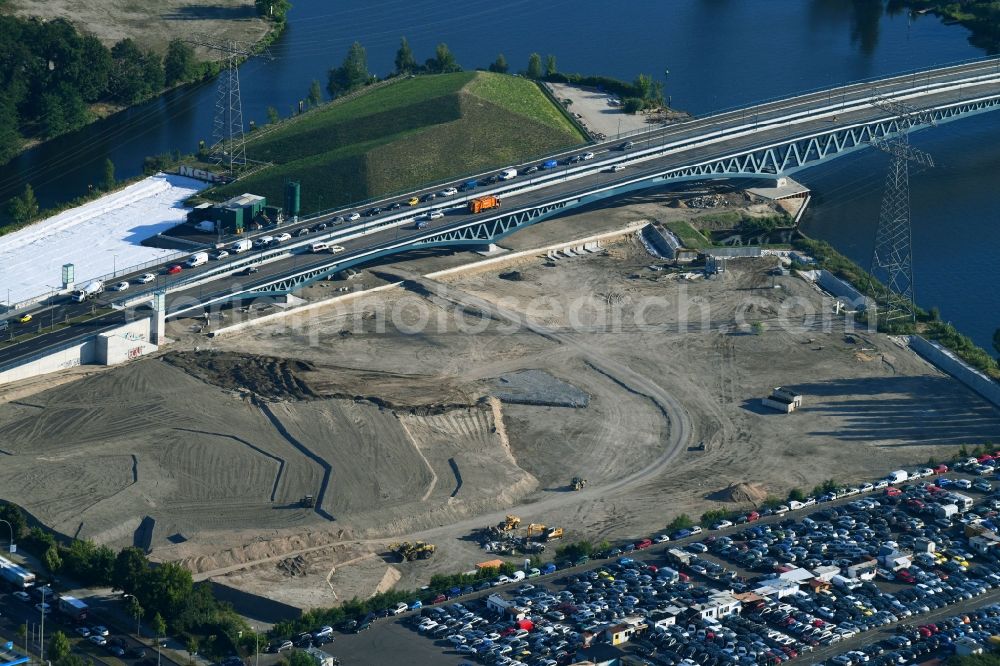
top-left (389, 541), bottom-right (436, 561)
top-left (525, 523), bottom-right (546, 539)
top-left (571, 477), bottom-right (588, 491)
top-left (499, 515), bottom-right (521, 531)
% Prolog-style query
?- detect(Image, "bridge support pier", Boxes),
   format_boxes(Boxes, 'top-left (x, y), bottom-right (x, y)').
top-left (474, 243), bottom-right (503, 256)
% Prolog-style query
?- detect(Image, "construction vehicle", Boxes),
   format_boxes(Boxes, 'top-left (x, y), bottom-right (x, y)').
top-left (522, 541), bottom-right (546, 554)
top-left (545, 527), bottom-right (564, 541)
top-left (299, 495), bottom-right (315, 508)
top-left (498, 515), bottom-right (521, 532)
top-left (571, 477), bottom-right (588, 491)
top-left (390, 541), bottom-right (436, 561)
top-left (468, 195), bottom-right (501, 214)
top-left (525, 523), bottom-right (546, 539)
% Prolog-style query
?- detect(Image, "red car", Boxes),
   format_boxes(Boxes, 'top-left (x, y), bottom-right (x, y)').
top-left (432, 594), bottom-right (446, 604)
top-left (166, 264), bottom-right (182, 274)
top-left (635, 539), bottom-right (652, 550)
top-left (897, 569), bottom-right (915, 583)
top-left (934, 464), bottom-right (949, 474)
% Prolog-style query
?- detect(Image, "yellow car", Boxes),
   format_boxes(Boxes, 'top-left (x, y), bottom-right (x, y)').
top-left (408, 197), bottom-right (420, 206)
top-left (18, 313), bottom-right (32, 323)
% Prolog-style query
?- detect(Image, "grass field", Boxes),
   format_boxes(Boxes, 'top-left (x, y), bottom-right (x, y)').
top-left (207, 72), bottom-right (587, 213)
top-left (665, 220), bottom-right (711, 249)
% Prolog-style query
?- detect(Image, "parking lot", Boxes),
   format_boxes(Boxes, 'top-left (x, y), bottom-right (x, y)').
top-left (287, 456), bottom-right (1000, 666)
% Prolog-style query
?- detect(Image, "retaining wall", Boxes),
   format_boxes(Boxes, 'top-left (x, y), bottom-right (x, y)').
top-left (909, 335), bottom-right (1000, 409)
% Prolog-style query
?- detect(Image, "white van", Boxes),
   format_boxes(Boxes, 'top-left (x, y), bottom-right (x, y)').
top-left (309, 241), bottom-right (329, 253)
top-left (186, 252), bottom-right (209, 268)
top-left (499, 167), bottom-right (518, 180)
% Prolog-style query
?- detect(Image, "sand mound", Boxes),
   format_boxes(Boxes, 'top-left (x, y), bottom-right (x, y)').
top-left (710, 482), bottom-right (768, 505)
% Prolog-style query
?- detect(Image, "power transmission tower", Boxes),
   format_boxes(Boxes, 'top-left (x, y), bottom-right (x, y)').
top-left (185, 37), bottom-right (271, 177)
top-left (865, 96), bottom-right (935, 327)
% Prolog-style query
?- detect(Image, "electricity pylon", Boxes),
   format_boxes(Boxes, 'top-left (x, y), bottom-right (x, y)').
top-left (185, 37), bottom-right (271, 176)
top-left (865, 95), bottom-right (935, 326)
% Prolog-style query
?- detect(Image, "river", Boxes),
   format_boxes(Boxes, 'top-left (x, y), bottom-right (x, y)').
top-left (1, 0), bottom-right (996, 349)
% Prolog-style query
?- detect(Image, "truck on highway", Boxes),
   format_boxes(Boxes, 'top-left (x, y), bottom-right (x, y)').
top-left (468, 195), bottom-right (501, 214)
top-left (185, 251), bottom-right (209, 268)
top-left (0, 555), bottom-right (36, 589)
top-left (71, 280), bottom-right (104, 303)
top-left (499, 167), bottom-right (517, 181)
top-left (58, 595), bottom-right (89, 621)
top-left (229, 239), bottom-right (253, 253)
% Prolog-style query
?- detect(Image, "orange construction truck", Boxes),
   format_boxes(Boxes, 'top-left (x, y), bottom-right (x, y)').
top-left (468, 195), bottom-right (501, 214)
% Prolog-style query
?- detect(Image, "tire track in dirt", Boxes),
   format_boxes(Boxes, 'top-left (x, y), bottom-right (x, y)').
top-left (172, 427), bottom-right (286, 502)
top-left (397, 417), bottom-right (438, 502)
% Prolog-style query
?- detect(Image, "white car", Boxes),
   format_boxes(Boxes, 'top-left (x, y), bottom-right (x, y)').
top-left (654, 534), bottom-right (670, 543)
top-left (274, 233), bottom-right (292, 243)
top-left (112, 281), bottom-right (129, 292)
top-left (392, 602), bottom-right (408, 615)
top-left (329, 245), bottom-right (345, 254)
top-left (581, 151), bottom-right (595, 160)
top-left (88, 635), bottom-right (107, 647)
top-left (439, 187), bottom-right (458, 197)
top-left (712, 520), bottom-right (733, 530)
top-left (137, 273), bottom-right (155, 284)
top-left (13, 591), bottom-right (30, 602)
top-left (90, 626), bottom-right (109, 637)
top-left (348, 212), bottom-right (361, 221)
top-left (211, 250), bottom-right (230, 260)
top-left (428, 210), bottom-right (444, 220)
top-left (607, 164), bottom-right (626, 172)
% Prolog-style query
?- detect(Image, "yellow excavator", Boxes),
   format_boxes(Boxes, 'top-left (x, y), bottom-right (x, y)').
top-left (390, 541), bottom-right (436, 561)
top-left (525, 523), bottom-right (546, 538)
top-left (498, 514), bottom-right (521, 532)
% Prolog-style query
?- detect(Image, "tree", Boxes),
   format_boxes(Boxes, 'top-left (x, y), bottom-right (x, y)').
top-left (151, 612), bottom-right (167, 644)
top-left (622, 97), bottom-right (643, 114)
top-left (49, 631), bottom-right (71, 662)
top-left (7, 183), bottom-right (39, 225)
top-left (430, 43), bottom-right (459, 73)
top-left (43, 544), bottom-right (62, 573)
top-left (666, 514), bottom-right (694, 531)
top-left (0, 502), bottom-right (28, 540)
top-left (77, 35), bottom-right (112, 102)
top-left (113, 546), bottom-right (149, 594)
top-left (545, 54), bottom-right (557, 77)
top-left (103, 158), bottom-right (115, 191)
top-left (993, 327), bottom-right (1000, 359)
top-left (489, 53), bottom-right (508, 74)
top-left (0, 95), bottom-right (22, 165)
top-left (109, 39), bottom-right (149, 103)
top-left (266, 106), bottom-right (280, 125)
top-left (527, 53), bottom-right (542, 79)
top-left (138, 561), bottom-right (193, 619)
top-left (142, 49), bottom-right (165, 93)
top-left (787, 487), bottom-right (806, 502)
top-left (634, 73), bottom-right (654, 100)
top-left (327, 41), bottom-right (369, 96)
top-left (164, 39), bottom-right (195, 86)
top-left (255, 0), bottom-right (291, 21)
top-left (394, 37), bottom-right (416, 74)
top-left (185, 636), bottom-right (199, 658)
top-left (307, 80), bottom-right (322, 108)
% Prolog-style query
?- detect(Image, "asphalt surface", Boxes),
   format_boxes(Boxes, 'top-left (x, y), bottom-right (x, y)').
top-left (3, 58), bottom-right (1000, 366)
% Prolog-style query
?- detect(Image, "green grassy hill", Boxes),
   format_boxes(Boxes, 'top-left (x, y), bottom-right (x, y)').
top-left (207, 72), bottom-right (586, 213)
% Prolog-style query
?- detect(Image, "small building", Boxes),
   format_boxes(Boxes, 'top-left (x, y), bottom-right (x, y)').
top-left (647, 606), bottom-right (682, 630)
top-left (970, 534), bottom-right (1000, 555)
top-left (762, 387), bottom-right (802, 413)
top-left (811, 565), bottom-right (841, 582)
top-left (753, 579), bottom-right (800, 600)
top-left (877, 550), bottom-right (911, 572)
top-left (302, 647), bottom-right (337, 666)
top-left (777, 567), bottom-right (814, 586)
top-left (485, 593), bottom-right (528, 620)
top-left (913, 537), bottom-right (937, 554)
top-left (847, 559), bottom-right (879, 580)
top-left (689, 591), bottom-right (741, 620)
top-left (605, 622), bottom-right (638, 646)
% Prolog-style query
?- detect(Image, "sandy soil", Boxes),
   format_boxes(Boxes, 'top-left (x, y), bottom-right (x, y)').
top-left (2, 191), bottom-right (998, 615)
top-left (546, 82), bottom-right (679, 140)
top-left (6, 0), bottom-right (271, 55)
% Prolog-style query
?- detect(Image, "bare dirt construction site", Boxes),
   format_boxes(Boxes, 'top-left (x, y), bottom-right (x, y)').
top-left (2, 194), bottom-right (999, 615)
top-left (5, 0), bottom-right (271, 55)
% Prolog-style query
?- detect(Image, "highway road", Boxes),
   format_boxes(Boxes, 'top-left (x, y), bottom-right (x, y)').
top-left (3, 57), bottom-right (1000, 367)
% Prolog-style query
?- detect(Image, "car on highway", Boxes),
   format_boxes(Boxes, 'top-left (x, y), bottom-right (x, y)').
top-left (408, 197), bottom-right (420, 206)
top-left (13, 591), bottom-right (30, 602)
top-left (348, 212), bottom-right (361, 221)
top-left (111, 281), bottom-right (130, 292)
top-left (581, 151), bottom-right (595, 160)
top-left (18, 313), bottom-right (32, 323)
top-left (606, 164), bottom-right (626, 172)
top-left (364, 207), bottom-right (383, 217)
top-left (239, 266), bottom-right (259, 276)
top-left (254, 236), bottom-right (274, 248)
top-left (421, 193), bottom-right (436, 202)
top-left (311, 223), bottom-right (328, 232)
top-left (295, 227), bottom-right (311, 237)
top-left (332, 216), bottom-right (345, 225)
top-left (211, 250), bottom-right (230, 260)
top-left (329, 245), bottom-right (346, 254)
top-left (137, 273), bottom-right (155, 283)
top-left (620, 141), bottom-right (634, 150)
top-left (165, 264), bottom-right (183, 275)
top-left (524, 165), bottom-right (539, 174)
top-left (428, 210), bottom-right (444, 220)
top-left (439, 187), bottom-right (458, 197)
top-left (88, 635), bottom-right (107, 647)
top-left (128, 647), bottom-right (147, 659)
top-left (274, 233), bottom-right (292, 243)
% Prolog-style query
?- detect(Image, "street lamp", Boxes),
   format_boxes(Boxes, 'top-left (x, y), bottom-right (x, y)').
top-left (113, 254), bottom-right (118, 277)
top-left (123, 593), bottom-right (143, 638)
top-left (0, 519), bottom-right (14, 553)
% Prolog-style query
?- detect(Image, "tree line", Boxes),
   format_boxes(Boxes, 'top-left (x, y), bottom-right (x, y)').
top-left (0, 15), bottom-right (211, 165)
top-left (322, 38), bottom-right (667, 115)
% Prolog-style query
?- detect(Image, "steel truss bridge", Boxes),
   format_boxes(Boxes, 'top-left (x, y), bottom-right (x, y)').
top-left (167, 64), bottom-right (1000, 314)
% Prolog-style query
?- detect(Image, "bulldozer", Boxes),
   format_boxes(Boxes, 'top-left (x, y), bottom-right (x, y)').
top-left (390, 541), bottom-right (436, 562)
top-left (571, 477), bottom-right (588, 491)
top-left (545, 527), bottom-right (564, 541)
top-left (299, 495), bottom-right (315, 508)
top-left (525, 523), bottom-right (546, 539)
